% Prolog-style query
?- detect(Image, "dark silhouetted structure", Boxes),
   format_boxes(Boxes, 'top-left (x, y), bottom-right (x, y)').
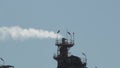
top-left (54, 32), bottom-right (87, 68)
top-left (0, 65), bottom-right (14, 68)
top-left (0, 58), bottom-right (14, 68)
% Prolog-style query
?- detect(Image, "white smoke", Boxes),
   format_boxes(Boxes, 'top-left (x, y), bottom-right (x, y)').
top-left (0, 26), bottom-right (63, 40)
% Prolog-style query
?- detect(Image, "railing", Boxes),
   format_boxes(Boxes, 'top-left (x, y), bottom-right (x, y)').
top-left (55, 39), bottom-right (74, 45)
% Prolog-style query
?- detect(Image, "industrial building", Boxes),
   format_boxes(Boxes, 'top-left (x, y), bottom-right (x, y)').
top-left (54, 32), bottom-right (87, 68)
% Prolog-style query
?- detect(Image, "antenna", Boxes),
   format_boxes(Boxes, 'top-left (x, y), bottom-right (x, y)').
top-left (67, 32), bottom-right (72, 43)
top-left (0, 58), bottom-right (5, 65)
top-left (66, 29), bottom-right (68, 42)
top-left (82, 52), bottom-right (87, 64)
top-left (56, 30), bottom-right (60, 43)
top-left (73, 32), bottom-right (75, 44)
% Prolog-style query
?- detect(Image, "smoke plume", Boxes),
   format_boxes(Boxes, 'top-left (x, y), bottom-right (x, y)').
top-left (0, 26), bottom-right (62, 40)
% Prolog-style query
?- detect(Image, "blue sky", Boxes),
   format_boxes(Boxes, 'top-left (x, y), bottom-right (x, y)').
top-left (0, 0), bottom-right (120, 68)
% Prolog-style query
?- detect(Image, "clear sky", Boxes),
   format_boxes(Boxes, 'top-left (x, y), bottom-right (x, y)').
top-left (0, 0), bottom-right (120, 68)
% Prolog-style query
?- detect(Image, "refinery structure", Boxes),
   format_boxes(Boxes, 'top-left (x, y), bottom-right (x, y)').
top-left (0, 58), bottom-right (14, 68)
top-left (0, 32), bottom-right (87, 68)
top-left (54, 32), bottom-right (87, 68)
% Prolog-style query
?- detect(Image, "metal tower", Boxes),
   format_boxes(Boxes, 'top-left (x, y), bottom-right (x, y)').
top-left (54, 32), bottom-right (87, 68)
